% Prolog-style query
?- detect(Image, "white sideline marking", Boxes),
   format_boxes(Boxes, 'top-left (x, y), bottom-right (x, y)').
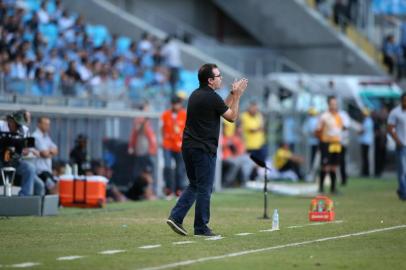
top-left (173, 241), bottom-right (195, 245)
top-left (259, 228), bottom-right (279, 232)
top-left (235, 233), bottom-right (254, 236)
top-left (57, 256), bottom-right (84, 261)
top-left (10, 262), bottom-right (40, 268)
top-left (287, 220), bottom-right (343, 229)
top-left (205, 236), bottom-right (224, 241)
top-left (99, 250), bottom-right (126, 255)
top-left (137, 224), bottom-right (406, 270)
top-left (139, 245), bottom-right (161, 249)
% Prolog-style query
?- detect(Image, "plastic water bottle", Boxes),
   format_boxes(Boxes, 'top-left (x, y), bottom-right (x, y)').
top-left (64, 163), bottom-right (72, 175)
top-left (272, 209), bottom-right (280, 230)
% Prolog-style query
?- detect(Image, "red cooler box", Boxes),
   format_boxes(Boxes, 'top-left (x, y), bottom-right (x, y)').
top-left (59, 175), bottom-right (108, 208)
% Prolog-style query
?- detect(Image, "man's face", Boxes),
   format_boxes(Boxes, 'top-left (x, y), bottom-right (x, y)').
top-left (39, 118), bottom-right (50, 133)
top-left (248, 103), bottom-right (258, 115)
top-left (209, 68), bottom-right (222, 90)
top-left (7, 119), bottom-right (18, 132)
top-left (328, 98), bottom-right (338, 112)
top-left (401, 96), bottom-right (406, 109)
top-left (172, 102), bottom-right (182, 112)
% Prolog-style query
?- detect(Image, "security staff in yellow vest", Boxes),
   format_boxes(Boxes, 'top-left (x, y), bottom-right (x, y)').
top-left (315, 96), bottom-right (344, 194)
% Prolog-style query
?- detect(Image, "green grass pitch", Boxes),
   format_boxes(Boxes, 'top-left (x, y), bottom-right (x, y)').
top-left (2, 177), bottom-right (406, 270)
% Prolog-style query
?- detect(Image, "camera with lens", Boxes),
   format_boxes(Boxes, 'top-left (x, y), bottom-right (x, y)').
top-left (0, 132), bottom-right (35, 166)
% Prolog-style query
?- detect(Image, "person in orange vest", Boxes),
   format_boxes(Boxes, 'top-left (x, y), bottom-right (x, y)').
top-left (161, 95), bottom-right (187, 197)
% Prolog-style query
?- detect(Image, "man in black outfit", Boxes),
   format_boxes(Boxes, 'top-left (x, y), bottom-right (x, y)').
top-left (167, 63), bottom-right (248, 236)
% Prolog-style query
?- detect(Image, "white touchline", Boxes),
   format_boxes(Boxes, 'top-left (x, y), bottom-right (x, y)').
top-left (99, 250), bottom-right (126, 255)
top-left (10, 262), bottom-right (41, 268)
top-left (287, 220), bottom-right (343, 229)
top-left (173, 241), bottom-right (195, 245)
top-left (235, 233), bottom-right (254, 236)
top-left (137, 224), bottom-right (406, 270)
top-left (205, 236), bottom-right (224, 241)
top-left (259, 229), bottom-right (279, 232)
top-left (139, 245), bottom-right (161, 249)
top-left (57, 256), bottom-right (84, 261)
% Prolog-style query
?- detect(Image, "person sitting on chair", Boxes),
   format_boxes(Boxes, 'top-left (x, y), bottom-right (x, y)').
top-left (273, 142), bottom-right (304, 180)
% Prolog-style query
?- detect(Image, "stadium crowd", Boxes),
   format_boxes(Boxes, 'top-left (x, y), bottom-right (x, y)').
top-left (0, 0), bottom-right (189, 110)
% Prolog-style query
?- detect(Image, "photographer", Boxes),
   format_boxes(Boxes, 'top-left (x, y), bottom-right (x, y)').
top-left (0, 111), bottom-right (45, 196)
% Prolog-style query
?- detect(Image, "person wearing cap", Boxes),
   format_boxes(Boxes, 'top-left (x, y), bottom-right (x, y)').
top-left (302, 107), bottom-right (320, 178)
top-left (358, 108), bottom-right (373, 177)
top-left (0, 111), bottom-right (45, 196)
top-left (161, 95), bottom-right (187, 198)
top-left (387, 93), bottom-right (406, 201)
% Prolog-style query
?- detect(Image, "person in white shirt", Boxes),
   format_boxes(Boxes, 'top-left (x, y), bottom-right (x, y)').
top-left (161, 36), bottom-right (182, 96)
top-left (37, 2), bottom-right (50, 24)
top-left (32, 117), bottom-right (58, 193)
top-left (387, 93), bottom-right (406, 201)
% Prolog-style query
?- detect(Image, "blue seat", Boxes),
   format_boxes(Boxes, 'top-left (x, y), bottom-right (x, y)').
top-left (116, 36), bottom-right (131, 54)
top-left (39, 23), bottom-right (59, 48)
top-left (178, 70), bottom-right (198, 95)
top-left (86, 25), bottom-right (110, 47)
top-left (25, 0), bottom-right (40, 11)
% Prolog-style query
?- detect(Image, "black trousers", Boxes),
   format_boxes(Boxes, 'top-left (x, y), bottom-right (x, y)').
top-left (340, 146), bottom-right (347, 185)
top-left (280, 160), bottom-right (303, 180)
top-left (361, 144), bottom-right (370, 177)
top-left (374, 136), bottom-right (386, 177)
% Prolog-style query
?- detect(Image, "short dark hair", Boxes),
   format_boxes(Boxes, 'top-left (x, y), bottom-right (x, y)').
top-left (327, 95), bottom-right (336, 104)
top-left (37, 116), bottom-right (49, 124)
top-left (198, 63), bottom-right (217, 87)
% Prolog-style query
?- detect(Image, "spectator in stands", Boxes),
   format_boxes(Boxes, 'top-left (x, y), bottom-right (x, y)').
top-left (273, 142), bottom-right (304, 180)
top-left (333, 0), bottom-right (349, 30)
top-left (161, 95), bottom-right (187, 197)
top-left (0, 111), bottom-right (45, 196)
top-left (128, 102), bottom-right (157, 185)
top-left (240, 101), bottom-right (267, 179)
top-left (70, 134), bottom-right (90, 175)
top-left (58, 10), bottom-right (74, 31)
top-left (382, 34), bottom-right (403, 77)
top-left (221, 121), bottom-right (251, 187)
top-left (161, 35), bottom-right (182, 97)
top-left (61, 60), bottom-right (82, 96)
top-left (358, 108), bottom-right (373, 177)
top-left (387, 93), bottom-right (406, 201)
top-left (302, 107), bottom-right (319, 177)
top-left (10, 53), bottom-right (26, 80)
top-left (32, 116), bottom-right (58, 194)
top-left (37, 1), bottom-right (50, 24)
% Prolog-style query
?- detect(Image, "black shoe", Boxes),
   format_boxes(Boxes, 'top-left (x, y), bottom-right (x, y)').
top-left (194, 229), bottom-right (219, 237)
top-left (166, 217), bottom-right (188, 236)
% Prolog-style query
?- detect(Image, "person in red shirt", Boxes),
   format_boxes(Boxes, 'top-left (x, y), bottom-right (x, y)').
top-left (128, 102), bottom-right (157, 191)
top-left (161, 96), bottom-right (187, 197)
top-left (221, 122), bottom-right (248, 187)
